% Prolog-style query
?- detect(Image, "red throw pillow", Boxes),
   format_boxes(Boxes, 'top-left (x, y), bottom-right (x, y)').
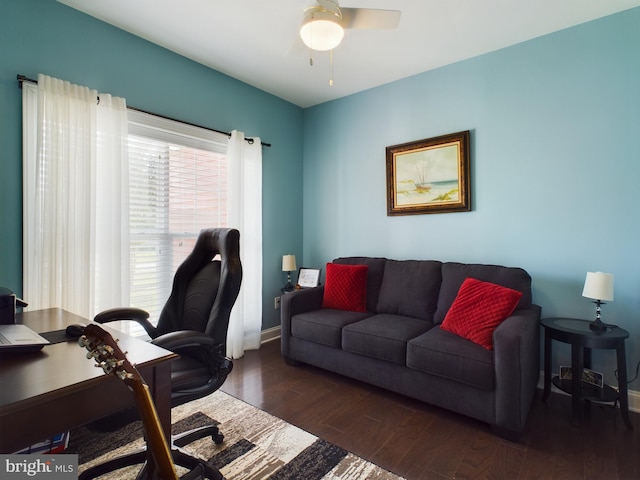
top-left (440, 277), bottom-right (523, 350)
top-left (322, 263), bottom-right (368, 312)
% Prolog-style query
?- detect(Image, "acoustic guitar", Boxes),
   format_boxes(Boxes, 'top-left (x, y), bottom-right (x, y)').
top-left (79, 324), bottom-right (179, 480)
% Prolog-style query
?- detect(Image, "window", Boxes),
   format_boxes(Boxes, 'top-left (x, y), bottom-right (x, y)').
top-left (127, 110), bottom-right (229, 325)
top-left (23, 76), bottom-right (263, 356)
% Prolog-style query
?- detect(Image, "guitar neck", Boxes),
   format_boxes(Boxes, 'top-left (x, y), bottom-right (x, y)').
top-left (79, 324), bottom-right (179, 480)
top-left (130, 381), bottom-right (179, 480)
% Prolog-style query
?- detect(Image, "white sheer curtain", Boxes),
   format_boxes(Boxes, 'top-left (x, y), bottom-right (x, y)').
top-left (226, 130), bottom-right (263, 358)
top-left (22, 74), bottom-right (129, 318)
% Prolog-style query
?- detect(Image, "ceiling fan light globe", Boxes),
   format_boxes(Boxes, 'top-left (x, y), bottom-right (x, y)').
top-left (300, 8), bottom-right (344, 51)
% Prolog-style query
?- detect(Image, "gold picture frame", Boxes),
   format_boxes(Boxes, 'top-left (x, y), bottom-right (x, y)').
top-left (386, 130), bottom-right (471, 216)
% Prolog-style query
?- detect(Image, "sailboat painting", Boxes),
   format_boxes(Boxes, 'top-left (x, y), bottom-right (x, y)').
top-left (386, 131), bottom-right (471, 216)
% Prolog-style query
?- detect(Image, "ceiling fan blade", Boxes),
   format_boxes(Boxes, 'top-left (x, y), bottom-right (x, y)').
top-left (341, 8), bottom-right (401, 30)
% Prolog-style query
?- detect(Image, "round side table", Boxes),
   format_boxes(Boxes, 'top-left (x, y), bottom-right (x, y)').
top-left (541, 317), bottom-right (632, 429)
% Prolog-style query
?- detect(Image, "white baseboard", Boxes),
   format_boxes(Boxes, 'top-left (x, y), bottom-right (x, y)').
top-left (536, 371), bottom-right (640, 413)
top-left (629, 389), bottom-right (640, 413)
top-left (259, 327), bottom-right (640, 413)
top-left (260, 325), bottom-right (281, 344)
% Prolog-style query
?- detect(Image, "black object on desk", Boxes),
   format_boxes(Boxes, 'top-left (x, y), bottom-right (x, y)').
top-left (65, 322), bottom-right (87, 337)
top-left (541, 317), bottom-right (632, 429)
top-left (0, 287), bottom-right (28, 325)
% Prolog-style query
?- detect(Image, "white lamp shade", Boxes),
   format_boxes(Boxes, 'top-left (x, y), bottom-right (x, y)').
top-left (282, 255), bottom-right (297, 272)
top-left (582, 272), bottom-right (614, 301)
top-left (300, 7), bottom-right (344, 51)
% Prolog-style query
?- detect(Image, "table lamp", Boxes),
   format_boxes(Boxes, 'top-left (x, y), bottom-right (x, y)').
top-left (282, 255), bottom-right (297, 292)
top-left (582, 271), bottom-right (614, 332)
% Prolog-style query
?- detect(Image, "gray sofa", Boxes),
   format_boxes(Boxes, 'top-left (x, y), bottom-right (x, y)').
top-left (280, 257), bottom-right (541, 440)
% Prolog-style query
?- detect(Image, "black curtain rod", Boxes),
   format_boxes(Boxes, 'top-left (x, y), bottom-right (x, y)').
top-left (17, 75), bottom-right (271, 148)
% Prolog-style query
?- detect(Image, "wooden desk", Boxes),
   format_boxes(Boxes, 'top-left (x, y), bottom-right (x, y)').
top-left (0, 308), bottom-right (177, 453)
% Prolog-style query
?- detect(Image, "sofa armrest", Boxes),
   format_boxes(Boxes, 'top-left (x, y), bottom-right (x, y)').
top-left (280, 286), bottom-right (324, 357)
top-left (492, 304), bottom-right (541, 435)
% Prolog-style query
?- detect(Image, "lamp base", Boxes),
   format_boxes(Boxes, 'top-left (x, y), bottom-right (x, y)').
top-left (282, 270), bottom-right (295, 293)
top-left (588, 300), bottom-right (613, 332)
top-left (589, 319), bottom-right (610, 332)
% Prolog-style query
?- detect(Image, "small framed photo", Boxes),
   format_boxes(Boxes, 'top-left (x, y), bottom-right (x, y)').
top-left (559, 366), bottom-right (603, 388)
top-left (582, 368), bottom-right (604, 388)
top-left (559, 366), bottom-right (572, 380)
top-left (297, 267), bottom-right (321, 288)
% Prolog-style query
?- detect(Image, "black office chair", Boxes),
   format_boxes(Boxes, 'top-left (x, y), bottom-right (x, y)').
top-left (80, 228), bottom-right (242, 480)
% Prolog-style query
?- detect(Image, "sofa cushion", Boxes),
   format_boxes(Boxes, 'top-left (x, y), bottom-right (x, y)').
top-left (322, 263), bottom-right (368, 312)
top-left (333, 257), bottom-right (387, 312)
top-left (407, 327), bottom-right (495, 390)
top-left (433, 262), bottom-right (532, 324)
top-left (440, 277), bottom-right (522, 350)
top-left (291, 309), bottom-right (372, 348)
top-left (342, 314), bottom-right (433, 365)
top-left (376, 260), bottom-right (442, 321)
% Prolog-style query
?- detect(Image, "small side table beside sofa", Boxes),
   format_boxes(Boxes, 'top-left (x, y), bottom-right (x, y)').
top-left (541, 317), bottom-right (633, 429)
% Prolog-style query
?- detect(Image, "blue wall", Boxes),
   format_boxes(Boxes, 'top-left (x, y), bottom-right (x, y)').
top-left (0, 0), bottom-right (303, 330)
top-left (303, 8), bottom-right (640, 389)
top-left (2, 0), bottom-right (639, 388)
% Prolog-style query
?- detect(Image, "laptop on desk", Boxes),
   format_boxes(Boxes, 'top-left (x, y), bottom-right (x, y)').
top-left (0, 324), bottom-right (50, 352)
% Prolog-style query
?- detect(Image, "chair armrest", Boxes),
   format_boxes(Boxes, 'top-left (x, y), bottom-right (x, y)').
top-left (493, 304), bottom-right (541, 433)
top-left (151, 330), bottom-right (217, 351)
top-left (153, 331), bottom-right (230, 380)
top-left (94, 307), bottom-right (158, 338)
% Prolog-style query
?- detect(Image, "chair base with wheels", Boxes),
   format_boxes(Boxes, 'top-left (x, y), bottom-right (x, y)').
top-left (79, 410), bottom-right (228, 479)
top-left (79, 445), bottom-right (224, 480)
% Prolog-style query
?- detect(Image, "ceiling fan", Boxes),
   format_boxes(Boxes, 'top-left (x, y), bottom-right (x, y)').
top-left (299, 0), bottom-right (401, 52)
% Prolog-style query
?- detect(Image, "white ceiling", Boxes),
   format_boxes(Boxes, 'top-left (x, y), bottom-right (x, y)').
top-left (58, 0), bottom-right (640, 108)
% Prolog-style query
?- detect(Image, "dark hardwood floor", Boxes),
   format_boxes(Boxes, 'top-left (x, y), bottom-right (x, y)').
top-left (221, 339), bottom-right (639, 480)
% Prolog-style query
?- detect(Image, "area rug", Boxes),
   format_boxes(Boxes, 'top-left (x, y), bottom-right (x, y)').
top-left (68, 390), bottom-right (405, 479)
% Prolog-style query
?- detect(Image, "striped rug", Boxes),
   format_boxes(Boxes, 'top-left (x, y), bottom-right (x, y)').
top-left (69, 390), bottom-right (405, 479)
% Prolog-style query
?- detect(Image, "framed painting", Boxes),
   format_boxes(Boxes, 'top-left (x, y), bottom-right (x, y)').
top-left (386, 130), bottom-right (470, 216)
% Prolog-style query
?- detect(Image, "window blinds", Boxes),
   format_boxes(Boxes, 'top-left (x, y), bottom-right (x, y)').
top-left (127, 110), bottom-right (228, 324)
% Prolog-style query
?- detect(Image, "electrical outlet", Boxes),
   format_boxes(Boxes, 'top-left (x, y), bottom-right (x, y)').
top-left (274, 296), bottom-right (281, 309)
